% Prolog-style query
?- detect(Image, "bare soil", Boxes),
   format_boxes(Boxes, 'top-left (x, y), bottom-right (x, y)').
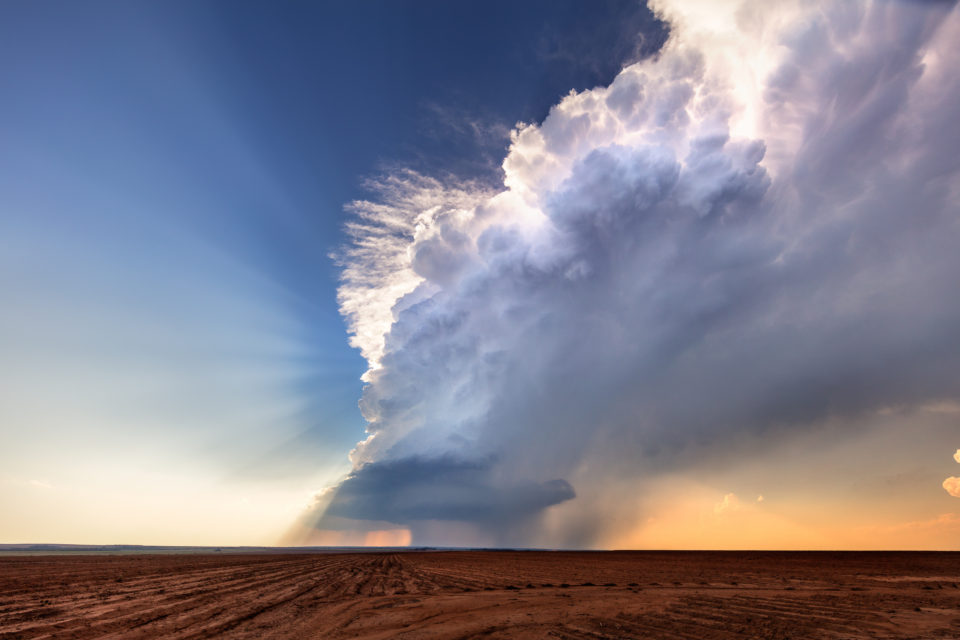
top-left (1, 551), bottom-right (959, 639)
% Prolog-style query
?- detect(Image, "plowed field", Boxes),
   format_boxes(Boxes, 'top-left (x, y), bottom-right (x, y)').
top-left (2, 551), bottom-right (959, 639)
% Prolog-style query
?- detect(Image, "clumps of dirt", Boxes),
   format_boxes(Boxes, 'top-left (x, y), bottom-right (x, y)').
top-left (2, 550), bottom-right (959, 639)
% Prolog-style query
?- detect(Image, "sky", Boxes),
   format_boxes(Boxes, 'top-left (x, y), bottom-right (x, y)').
top-left (3, 0), bottom-right (960, 550)
top-left (0, 0), bottom-right (664, 545)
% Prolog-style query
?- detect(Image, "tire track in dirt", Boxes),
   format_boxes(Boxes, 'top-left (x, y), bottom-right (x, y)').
top-left (3, 551), bottom-right (960, 639)
top-left (4, 558), bottom-right (303, 637)
top-left (101, 555), bottom-right (365, 640)
top-left (2, 555), bottom-right (352, 640)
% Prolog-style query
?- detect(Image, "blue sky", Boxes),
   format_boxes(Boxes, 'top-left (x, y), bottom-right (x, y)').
top-left (0, 0), bottom-right (664, 544)
top-left (5, 0), bottom-right (960, 550)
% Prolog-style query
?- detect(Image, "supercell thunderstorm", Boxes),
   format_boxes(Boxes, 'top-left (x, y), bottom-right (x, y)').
top-left (308, 0), bottom-right (960, 547)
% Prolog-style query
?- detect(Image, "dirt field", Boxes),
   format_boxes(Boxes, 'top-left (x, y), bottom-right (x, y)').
top-left (2, 551), bottom-right (959, 639)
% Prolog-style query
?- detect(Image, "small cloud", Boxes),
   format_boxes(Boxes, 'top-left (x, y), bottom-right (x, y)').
top-left (954, 449), bottom-right (960, 464)
top-left (714, 493), bottom-right (741, 514)
top-left (29, 479), bottom-right (53, 490)
top-left (756, 495), bottom-right (764, 503)
top-left (943, 477), bottom-right (960, 498)
top-left (922, 401), bottom-right (960, 415)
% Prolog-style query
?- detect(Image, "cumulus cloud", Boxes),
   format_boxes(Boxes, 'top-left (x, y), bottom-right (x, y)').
top-left (313, 0), bottom-right (960, 546)
top-left (944, 477), bottom-right (960, 498)
top-left (714, 493), bottom-right (741, 514)
top-left (945, 450), bottom-right (960, 497)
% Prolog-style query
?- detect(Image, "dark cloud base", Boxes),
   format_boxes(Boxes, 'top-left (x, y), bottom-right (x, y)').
top-left (322, 456), bottom-right (574, 525)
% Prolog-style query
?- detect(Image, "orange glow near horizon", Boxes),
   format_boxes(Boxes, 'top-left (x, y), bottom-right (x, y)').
top-left (286, 527), bottom-right (412, 548)
top-left (601, 489), bottom-right (960, 552)
top-left (363, 529), bottom-right (413, 547)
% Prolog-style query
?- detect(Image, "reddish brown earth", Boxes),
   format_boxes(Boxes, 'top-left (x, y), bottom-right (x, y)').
top-left (2, 551), bottom-right (960, 639)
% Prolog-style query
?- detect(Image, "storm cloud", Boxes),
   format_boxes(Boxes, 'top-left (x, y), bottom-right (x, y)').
top-left (312, 0), bottom-right (960, 546)
top-left (324, 456), bottom-right (574, 525)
